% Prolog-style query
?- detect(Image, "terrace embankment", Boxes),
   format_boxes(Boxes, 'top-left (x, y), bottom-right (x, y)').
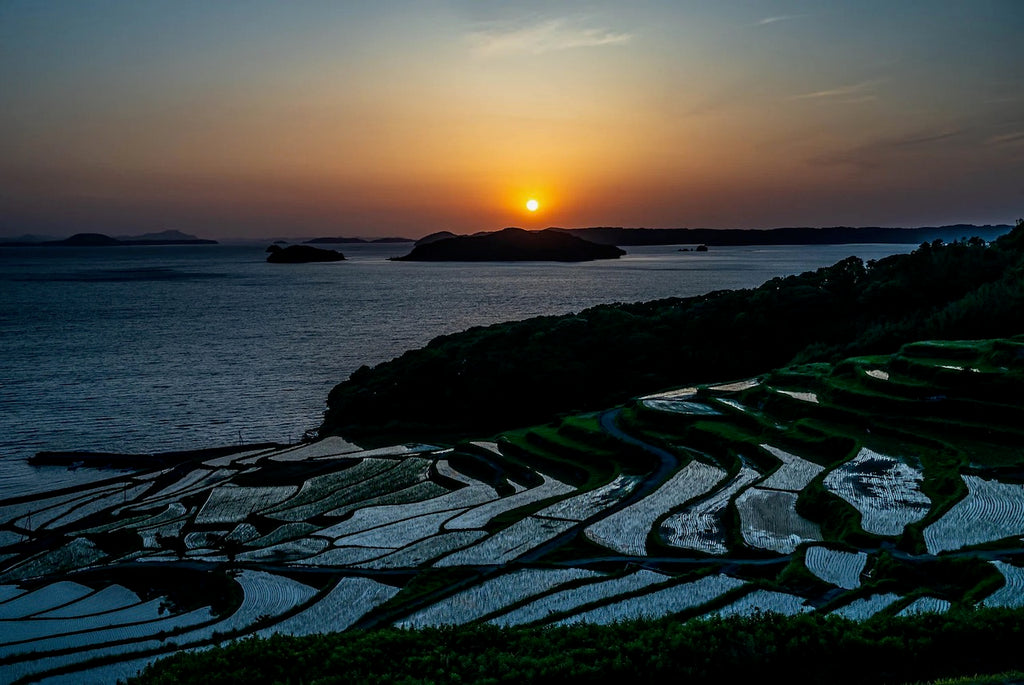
top-left (4, 336), bottom-right (1024, 683)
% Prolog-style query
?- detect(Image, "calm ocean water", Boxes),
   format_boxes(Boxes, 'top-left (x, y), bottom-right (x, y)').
top-left (0, 241), bottom-right (914, 498)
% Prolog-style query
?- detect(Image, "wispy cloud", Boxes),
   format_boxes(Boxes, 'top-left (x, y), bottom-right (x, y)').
top-left (791, 81), bottom-right (878, 101)
top-left (811, 128), bottom-right (966, 169)
top-left (987, 131), bottom-right (1024, 146)
top-left (756, 15), bottom-right (806, 26)
top-left (467, 19), bottom-right (632, 56)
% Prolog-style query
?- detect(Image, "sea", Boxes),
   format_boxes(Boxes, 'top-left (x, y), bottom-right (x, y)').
top-left (0, 241), bottom-right (915, 499)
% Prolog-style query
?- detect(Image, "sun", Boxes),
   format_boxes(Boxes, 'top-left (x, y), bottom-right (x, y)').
top-left (526, 199), bottom-right (539, 212)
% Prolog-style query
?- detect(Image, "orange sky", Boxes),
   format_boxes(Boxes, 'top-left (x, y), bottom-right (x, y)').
top-left (1, 1), bottom-right (1022, 238)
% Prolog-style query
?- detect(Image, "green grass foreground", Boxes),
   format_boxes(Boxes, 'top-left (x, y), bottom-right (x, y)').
top-left (131, 608), bottom-right (1024, 684)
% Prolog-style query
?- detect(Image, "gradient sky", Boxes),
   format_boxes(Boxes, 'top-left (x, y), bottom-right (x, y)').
top-left (2, 1), bottom-right (1023, 239)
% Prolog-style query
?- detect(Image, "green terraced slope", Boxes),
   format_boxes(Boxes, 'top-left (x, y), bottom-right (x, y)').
top-left (1, 337), bottom-right (1024, 683)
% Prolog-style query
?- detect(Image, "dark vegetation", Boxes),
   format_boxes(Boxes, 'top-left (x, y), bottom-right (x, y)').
top-left (416, 230), bottom-right (459, 245)
top-left (131, 607), bottom-right (1024, 684)
top-left (266, 244), bottom-right (345, 263)
top-left (322, 221), bottom-right (1024, 443)
top-left (391, 227), bottom-right (626, 262)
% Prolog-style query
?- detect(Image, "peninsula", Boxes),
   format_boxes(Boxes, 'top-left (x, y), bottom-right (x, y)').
top-left (561, 224), bottom-right (1013, 246)
top-left (392, 227), bottom-right (626, 262)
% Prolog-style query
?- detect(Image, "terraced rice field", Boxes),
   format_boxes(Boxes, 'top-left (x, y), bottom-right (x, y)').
top-left (924, 476), bottom-right (1024, 554)
top-left (823, 448), bottom-right (930, 536)
top-left (661, 466), bottom-right (761, 554)
top-left (269, 461), bottom-right (433, 521)
top-left (774, 389), bottom-right (819, 404)
top-left (195, 485), bottom-right (298, 524)
top-left (538, 474), bottom-right (640, 521)
top-left (257, 576), bottom-right (399, 636)
top-left (710, 589), bottom-right (812, 618)
top-left (397, 568), bottom-right (599, 628)
top-left (445, 474), bottom-right (575, 530)
top-left (639, 387), bottom-right (697, 401)
top-left (2, 537), bottom-right (106, 581)
top-left (758, 445), bottom-right (825, 492)
top-left (830, 593), bottom-right (902, 620)
top-left (556, 574), bottom-right (746, 625)
top-left (736, 488), bottom-right (822, 554)
top-left (804, 546), bottom-right (867, 589)
top-left (329, 510), bottom-right (465, 548)
top-left (356, 531), bottom-right (488, 569)
top-left (708, 379), bottom-right (761, 393)
top-left (641, 399), bottom-right (721, 415)
top-left (434, 516), bottom-right (578, 566)
top-left (488, 570), bottom-right (670, 627)
top-left (898, 596), bottom-right (951, 616)
top-left (263, 459), bottom-right (396, 515)
top-left (2, 337), bottom-right (1023, 681)
top-left (585, 461), bottom-right (725, 555)
top-left (981, 562), bottom-right (1024, 608)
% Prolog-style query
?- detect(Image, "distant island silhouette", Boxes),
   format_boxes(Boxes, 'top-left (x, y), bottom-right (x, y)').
top-left (0, 230), bottom-right (217, 247)
top-left (266, 244), bottom-right (346, 263)
top-left (393, 227), bottom-right (626, 262)
top-left (305, 236), bottom-right (413, 244)
top-left (558, 224), bottom-right (1013, 246)
top-left (415, 230), bottom-right (459, 246)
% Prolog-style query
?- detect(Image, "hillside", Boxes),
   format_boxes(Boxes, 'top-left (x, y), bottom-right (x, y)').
top-left (321, 222), bottom-right (1024, 442)
top-left (1, 336), bottom-right (1021, 681)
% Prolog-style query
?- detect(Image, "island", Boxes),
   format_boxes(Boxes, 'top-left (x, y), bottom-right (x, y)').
top-left (266, 244), bottom-right (346, 263)
top-left (0, 231), bottom-right (218, 247)
top-left (391, 227), bottom-right (626, 262)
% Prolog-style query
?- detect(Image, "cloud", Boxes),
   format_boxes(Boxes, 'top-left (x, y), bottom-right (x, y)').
top-left (791, 81), bottom-right (878, 101)
top-left (756, 15), bottom-right (806, 26)
top-left (811, 128), bottom-right (966, 169)
top-left (987, 131), bottom-right (1024, 146)
top-left (467, 18), bottom-right (632, 56)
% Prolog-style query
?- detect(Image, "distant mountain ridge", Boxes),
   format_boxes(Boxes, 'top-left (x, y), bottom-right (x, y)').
top-left (0, 231), bottom-right (217, 247)
top-left (559, 224), bottom-right (1013, 246)
top-left (116, 229), bottom-right (205, 241)
top-left (415, 231), bottom-right (458, 246)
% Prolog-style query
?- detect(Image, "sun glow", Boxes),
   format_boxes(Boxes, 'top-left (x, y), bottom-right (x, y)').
top-left (526, 199), bottom-right (540, 212)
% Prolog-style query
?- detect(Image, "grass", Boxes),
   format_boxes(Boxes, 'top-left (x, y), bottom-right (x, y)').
top-left (924, 674), bottom-right (1024, 685)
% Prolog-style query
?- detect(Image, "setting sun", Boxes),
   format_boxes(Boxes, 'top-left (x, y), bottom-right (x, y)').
top-left (526, 199), bottom-right (539, 212)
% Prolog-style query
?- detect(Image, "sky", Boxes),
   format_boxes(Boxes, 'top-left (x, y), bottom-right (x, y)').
top-left (1, 0), bottom-right (1023, 239)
